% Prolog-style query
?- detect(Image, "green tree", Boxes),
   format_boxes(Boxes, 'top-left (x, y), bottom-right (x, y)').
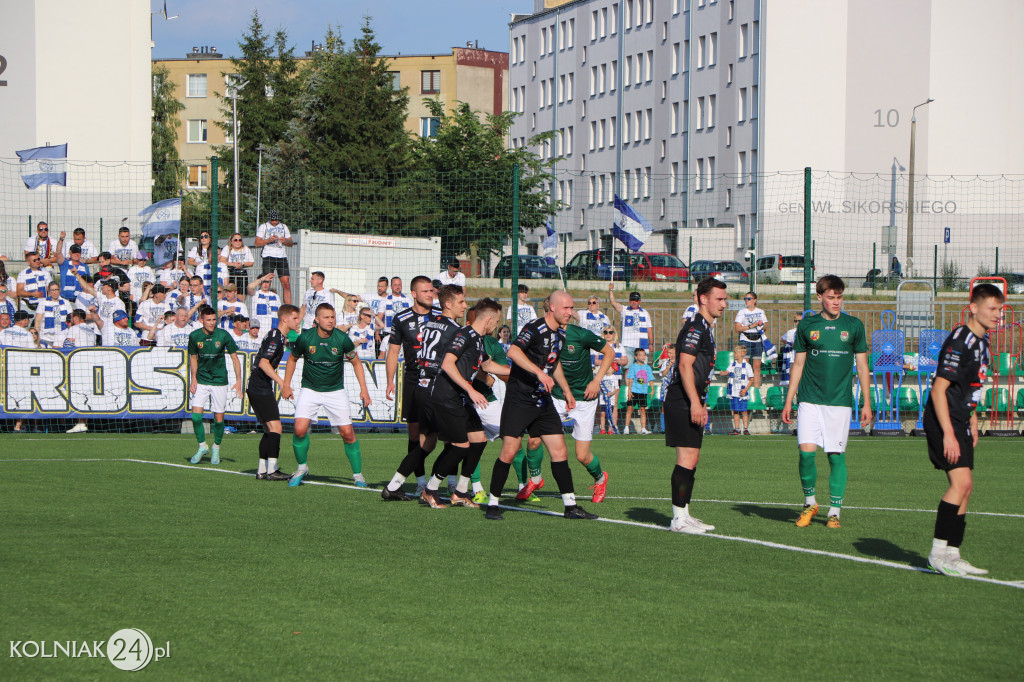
top-left (151, 64), bottom-right (185, 202)
top-left (214, 11), bottom-right (300, 232)
top-left (410, 99), bottom-right (557, 268)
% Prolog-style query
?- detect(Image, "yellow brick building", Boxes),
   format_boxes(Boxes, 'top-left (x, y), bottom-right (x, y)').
top-left (154, 46), bottom-right (508, 190)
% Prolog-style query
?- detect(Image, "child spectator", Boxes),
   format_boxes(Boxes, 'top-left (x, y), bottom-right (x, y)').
top-left (780, 313), bottom-right (802, 386)
top-left (350, 306), bottom-right (377, 361)
top-left (506, 284), bottom-right (537, 327)
top-left (624, 348), bottom-right (653, 435)
top-left (135, 284), bottom-right (169, 335)
top-left (598, 327), bottom-right (629, 434)
top-left (724, 345), bottom-right (755, 435)
top-left (236, 317), bottom-right (263, 351)
top-left (151, 306), bottom-right (197, 348)
top-left (127, 251), bottom-right (156, 302)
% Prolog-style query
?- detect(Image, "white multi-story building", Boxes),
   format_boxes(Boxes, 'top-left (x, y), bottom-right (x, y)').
top-left (510, 0), bottom-right (1024, 277)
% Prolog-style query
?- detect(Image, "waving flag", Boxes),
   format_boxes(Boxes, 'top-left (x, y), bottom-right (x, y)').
top-left (140, 198), bottom-right (182, 266)
top-left (542, 218), bottom-right (558, 265)
top-left (612, 194), bottom-right (653, 252)
top-left (16, 144), bottom-right (67, 189)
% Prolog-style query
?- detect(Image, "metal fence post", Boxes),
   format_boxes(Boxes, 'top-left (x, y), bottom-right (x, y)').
top-left (511, 163), bottom-right (520, 337)
top-left (210, 156), bottom-right (220, 305)
top-left (803, 167), bottom-right (812, 311)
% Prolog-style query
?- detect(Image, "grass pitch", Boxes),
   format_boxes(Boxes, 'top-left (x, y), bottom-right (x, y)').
top-left (3, 432), bottom-right (1023, 680)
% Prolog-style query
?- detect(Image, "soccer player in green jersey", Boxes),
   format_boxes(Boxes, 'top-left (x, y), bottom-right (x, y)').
top-left (782, 275), bottom-right (872, 529)
top-left (283, 302), bottom-right (373, 487)
top-left (516, 317), bottom-right (615, 503)
top-left (188, 306), bottom-right (243, 465)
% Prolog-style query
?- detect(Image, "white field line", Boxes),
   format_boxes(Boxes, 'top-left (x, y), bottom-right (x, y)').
top-left (4, 457), bottom-right (1022, 590)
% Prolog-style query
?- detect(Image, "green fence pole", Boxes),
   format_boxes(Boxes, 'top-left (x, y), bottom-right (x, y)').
top-left (995, 246), bottom-right (999, 276)
top-left (562, 233), bottom-right (568, 290)
top-left (28, 215), bottom-right (32, 237)
top-left (510, 163), bottom-right (520, 337)
top-left (687, 235), bottom-right (693, 292)
top-left (933, 244), bottom-right (938, 292)
top-left (210, 156), bottom-right (220, 305)
top-left (803, 167), bottom-right (812, 311)
top-left (872, 242), bottom-right (877, 296)
top-left (98, 218), bottom-right (103, 255)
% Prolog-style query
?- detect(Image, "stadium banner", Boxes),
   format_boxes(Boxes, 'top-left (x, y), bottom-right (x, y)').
top-left (0, 347), bottom-right (402, 427)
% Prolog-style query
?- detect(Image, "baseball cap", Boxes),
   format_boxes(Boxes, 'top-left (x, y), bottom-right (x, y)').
top-left (629, 291), bottom-right (642, 301)
top-left (136, 251), bottom-right (148, 260)
top-left (13, 310), bottom-right (31, 322)
top-left (112, 310), bottom-right (129, 322)
top-left (248, 317), bottom-right (261, 327)
top-left (268, 209), bottom-right (281, 221)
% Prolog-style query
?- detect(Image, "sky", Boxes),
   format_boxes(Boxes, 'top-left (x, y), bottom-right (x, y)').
top-left (150, 0), bottom-right (530, 59)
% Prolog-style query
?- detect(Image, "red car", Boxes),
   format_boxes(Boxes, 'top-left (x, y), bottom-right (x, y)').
top-left (630, 252), bottom-right (690, 282)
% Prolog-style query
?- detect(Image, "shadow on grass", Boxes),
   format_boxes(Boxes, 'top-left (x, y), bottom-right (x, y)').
top-left (732, 503), bottom-right (796, 524)
top-left (625, 507), bottom-right (671, 526)
top-left (853, 538), bottom-right (926, 566)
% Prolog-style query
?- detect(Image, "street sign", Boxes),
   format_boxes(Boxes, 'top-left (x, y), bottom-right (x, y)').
top-left (943, 227), bottom-right (950, 244)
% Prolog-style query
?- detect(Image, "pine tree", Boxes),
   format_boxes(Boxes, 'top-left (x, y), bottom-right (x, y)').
top-left (151, 64), bottom-right (185, 202)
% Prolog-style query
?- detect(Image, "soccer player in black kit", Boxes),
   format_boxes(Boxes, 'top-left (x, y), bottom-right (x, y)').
top-left (663, 278), bottom-right (729, 534)
top-left (382, 275), bottom-right (436, 497)
top-left (246, 303), bottom-right (302, 480)
top-left (486, 290), bottom-right (597, 521)
top-left (925, 283), bottom-right (1003, 577)
top-left (382, 284), bottom-right (463, 505)
top-left (422, 298), bottom-right (510, 508)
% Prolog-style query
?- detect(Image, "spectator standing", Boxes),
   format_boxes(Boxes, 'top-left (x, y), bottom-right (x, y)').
top-left (733, 291), bottom-right (767, 388)
top-left (56, 241), bottom-right (91, 302)
top-left (135, 284), bottom-right (169, 335)
top-left (724, 345), bottom-right (755, 435)
top-left (166, 276), bottom-right (191, 309)
top-left (227, 315), bottom-right (249, 348)
top-left (349, 306), bottom-right (377, 361)
top-left (437, 259), bottom-right (466, 287)
top-left (254, 209), bottom-right (294, 305)
top-left (152, 307), bottom-right (197, 348)
top-left (219, 233), bottom-right (255, 294)
top-left (92, 253), bottom-right (132, 313)
top-left (107, 227), bottom-right (138, 267)
top-left (337, 295), bottom-right (362, 332)
top-left (16, 252), bottom-right (52, 313)
top-left (497, 324), bottom-right (512, 352)
top-left (24, 222), bottom-right (59, 267)
top-left (34, 282), bottom-right (72, 346)
top-left (187, 231), bottom-right (214, 270)
top-left (94, 309), bottom-right (140, 347)
top-left (183, 276), bottom-right (210, 322)
top-left (609, 286), bottom-right (653, 356)
top-left (53, 310), bottom-right (98, 349)
top-left (0, 283), bottom-right (17, 319)
top-left (217, 284), bottom-right (248, 330)
top-left (682, 290), bottom-right (699, 322)
top-left (299, 271), bottom-right (331, 330)
top-left (577, 295), bottom-right (612, 337)
top-left (378, 276), bottom-right (412, 339)
top-left (62, 227), bottom-right (99, 264)
top-left (506, 284), bottom-right (538, 327)
top-left (127, 251), bottom-right (156, 303)
top-left (780, 312), bottom-right (803, 387)
top-left (157, 257), bottom-right (190, 287)
top-left (236, 317), bottom-right (264, 351)
top-left (624, 348), bottom-right (653, 435)
top-left (248, 273), bottom-right (282, 331)
top-left (1, 310), bottom-right (37, 347)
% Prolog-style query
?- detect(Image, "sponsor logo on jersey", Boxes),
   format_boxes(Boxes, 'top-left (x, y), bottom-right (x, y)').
top-left (309, 346), bottom-right (317, 354)
top-left (330, 346), bottom-right (340, 356)
top-left (840, 331), bottom-right (849, 342)
top-left (809, 330), bottom-right (820, 341)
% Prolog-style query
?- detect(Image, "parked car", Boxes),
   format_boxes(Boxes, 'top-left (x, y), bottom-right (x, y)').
top-left (493, 255), bottom-right (563, 280)
top-left (631, 252), bottom-right (689, 282)
top-left (564, 249), bottom-right (632, 281)
top-left (689, 260), bottom-right (750, 284)
top-left (754, 254), bottom-right (814, 284)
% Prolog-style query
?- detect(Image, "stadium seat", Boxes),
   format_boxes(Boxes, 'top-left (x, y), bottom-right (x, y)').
top-left (704, 386), bottom-right (725, 411)
top-left (869, 388), bottom-right (890, 412)
top-left (648, 385), bottom-right (662, 410)
top-left (617, 385), bottom-right (628, 409)
top-left (1016, 388), bottom-right (1024, 411)
top-left (765, 386), bottom-right (786, 410)
top-left (746, 387), bottom-right (766, 411)
top-left (984, 388), bottom-right (1010, 413)
top-left (897, 387), bottom-right (919, 413)
top-left (714, 350), bottom-right (733, 373)
top-left (993, 352), bottom-right (1016, 377)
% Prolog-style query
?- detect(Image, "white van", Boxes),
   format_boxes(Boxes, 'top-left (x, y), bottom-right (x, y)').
top-left (755, 254), bottom-right (813, 284)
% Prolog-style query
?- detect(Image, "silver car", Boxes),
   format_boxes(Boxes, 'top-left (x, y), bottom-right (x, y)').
top-left (690, 260), bottom-right (751, 285)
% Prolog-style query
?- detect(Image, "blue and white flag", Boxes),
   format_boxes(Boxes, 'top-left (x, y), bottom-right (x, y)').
top-left (612, 194), bottom-right (653, 252)
top-left (542, 219), bottom-right (558, 265)
top-left (140, 198), bottom-right (182, 266)
top-left (16, 144), bottom-right (67, 189)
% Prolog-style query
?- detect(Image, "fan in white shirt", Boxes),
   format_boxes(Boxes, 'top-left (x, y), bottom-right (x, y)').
top-left (235, 318), bottom-right (264, 352)
top-left (1, 311), bottom-right (38, 347)
top-left (505, 284), bottom-right (538, 325)
top-left (437, 261), bottom-right (467, 287)
top-left (217, 286), bottom-right (249, 330)
top-left (151, 307), bottom-right (198, 348)
top-left (107, 229), bottom-right (139, 267)
top-left (135, 285), bottom-right (170, 334)
top-left (33, 283), bottom-right (73, 346)
top-left (62, 229), bottom-right (100, 264)
top-left (247, 273), bottom-right (283, 331)
top-left (157, 259), bottom-right (190, 287)
top-left (94, 309), bottom-right (141, 347)
top-left (127, 253), bottom-right (157, 302)
top-left (349, 308), bottom-right (378, 360)
top-left (299, 272), bottom-right (331, 330)
top-left (52, 310), bottom-right (99, 348)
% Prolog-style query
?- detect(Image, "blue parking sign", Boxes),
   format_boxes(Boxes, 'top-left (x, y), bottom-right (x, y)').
top-left (943, 227), bottom-right (950, 244)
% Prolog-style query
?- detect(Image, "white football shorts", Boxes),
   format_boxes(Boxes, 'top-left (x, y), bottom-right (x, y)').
top-left (475, 398), bottom-right (503, 441)
top-left (796, 402), bottom-right (852, 453)
top-left (191, 383), bottom-right (228, 414)
top-left (552, 396), bottom-right (598, 442)
top-left (294, 387), bottom-right (352, 427)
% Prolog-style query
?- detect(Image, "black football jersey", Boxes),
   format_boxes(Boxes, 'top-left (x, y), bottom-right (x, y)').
top-left (417, 314), bottom-right (464, 389)
top-left (390, 307), bottom-right (432, 379)
top-left (431, 325), bottom-right (488, 407)
top-left (247, 329), bottom-right (288, 394)
top-left (507, 318), bottom-right (565, 405)
top-left (924, 325), bottom-right (988, 423)
top-left (666, 314), bottom-right (716, 404)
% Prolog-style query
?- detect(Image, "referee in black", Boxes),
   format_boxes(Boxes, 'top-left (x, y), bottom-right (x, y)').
top-left (247, 303), bottom-right (302, 480)
top-left (664, 278), bottom-right (729, 534)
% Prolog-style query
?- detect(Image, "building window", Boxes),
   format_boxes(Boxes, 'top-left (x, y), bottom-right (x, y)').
top-left (187, 73), bottom-right (207, 98)
top-left (568, 18), bottom-right (575, 47)
top-left (600, 7), bottom-right (607, 37)
top-left (727, 63), bottom-right (733, 84)
top-left (663, 21), bottom-right (668, 41)
top-left (646, 50), bottom-right (653, 81)
top-left (559, 75), bottom-right (565, 103)
top-left (610, 60), bottom-right (617, 91)
top-left (610, 4), bottom-right (618, 34)
top-left (591, 11), bottom-right (598, 40)
top-left (709, 33), bottom-right (718, 66)
top-left (388, 71), bottom-right (400, 89)
top-left (672, 43), bottom-right (680, 74)
top-left (187, 119), bottom-right (207, 143)
top-left (599, 118), bottom-right (606, 149)
top-left (696, 158), bottom-right (704, 190)
top-left (696, 97), bottom-right (704, 129)
top-left (740, 23), bottom-right (748, 58)
top-left (187, 164), bottom-right (208, 189)
top-left (609, 116), bottom-right (616, 147)
top-left (752, 21), bottom-right (759, 53)
top-left (420, 117), bottom-right (440, 138)
top-left (512, 37), bottom-right (519, 63)
top-left (625, 0), bottom-right (633, 27)
top-left (660, 139), bottom-right (666, 159)
top-left (671, 162), bottom-right (679, 193)
top-left (590, 66), bottom-right (597, 96)
top-left (751, 85), bottom-right (758, 118)
top-left (728, 0), bottom-right (735, 21)
top-left (697, 36), bottom-right (705, 68)
top-left (725, 188), bottom-right (732, 210)
top-left (738, 87), bottom-right (747, 122)
top-left (599, 63), bottom-right (606, 93)
top-left (559, 21), bottom-right (565, 50)
top-left (635, 53), bottom-right (643, 85)
top-left (707, 156), bottom-right (715, 189)
top-left (588, 175), bottom-right (596, 205)
top-left (623, 112), bottom-right (631, 145)
top-left (540, 80), bottom-right (548, 108)
top-left (644, 109), bottom-right (652, 139)
top-left (624, 169), bottom-right (632, 198)
top-left (738, 151), bottom-right (747, 185)
top-left (646, 0), bottom-right (654, 23)
top-left (625, 55), bottom-right (633, 86)
top-left (671, 102), bottom-right (679, 134)
top-left (567, 73), bottom-right (574, 101)
top-left (421, 70), bottom-right (440, 94)
top-left (566, 126), bottom-right (574, 152)
top-left (634, 168), bottom-right (641, 199)
top-left (726, 125), bottom-right (732, 147)
top-left (634, 110), bottom-right (642, 142)
top-left (590, 121), bottom-right (597, 150)
top-left (708, 95), bottom-right (716, 128)
top-left (521, 35), bottom-right (527, 62)
top-left (643, 167), bottom-right (651, 197)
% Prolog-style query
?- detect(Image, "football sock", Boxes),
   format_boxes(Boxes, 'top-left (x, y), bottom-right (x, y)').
top-left (396, 446), bottom-right (427, 477)
top-left (931, 538), bottom-right (948, 555)
top-left (584, 454), bottom-right (603, 481)
top-left (526, 445), bottom-right (544, 482)
top-left (550, 459), bottom-right (575, 499)
top-left (826, 452), bottom-right (847, 508)
top-left (387, 473), bottom-right (406, 491)
top-left (798, 449), bottom-right (816, 497)
top-left (471, 461), bottom-right (482, 483)
top-left (191, 413), bottom-right (205, 444)
top-left (460, 442), bottom-right (487, 479)
top-left (407, 439), bottom-right (417, 455)
top-left (430, 444), bottom-right (457, 479)
top-left (267, 432), bottom-right (281, 460)
top-left (489, 458), bottom-right (512, 501)
top-left (427, 475), bottom-right (444, 491)
top-left (447, 475), bottom-right (458, 490)
top-left (267, 456), bottom-right (278, 473)
top-left (671, 464), bottom-right (695, 508)
top-left (472, 481), bottom-right (485, 494)
top-left (258, 433), bottom-right (270, 462)
top-left (949, 513), bottom-right (967, 548)
top-left (672, 505), bottom-right (687, 523)
top-left (416, 475), bottom-right (427, 488)
top-left (562, 493), bottom-right (577, 506)
top-left (292, 433), bottom-right (310, 466)
top-left (512, 447), bottom-right (527, 485)
top-left (343, 440), bottom-right (362, 474)
top-left (828, 507), bottom-right (841, 518)
top-left (933, 500), bottom-right (959, 541)
top-left (258, 459), bottom-right (268, 474)
top-left (456, 476), bottom-right (471, 494)
top-left (212, 420), bottom-right (225, 445)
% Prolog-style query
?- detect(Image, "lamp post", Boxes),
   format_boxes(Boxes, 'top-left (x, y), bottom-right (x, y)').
top-left (229, 91), bottom-right (240, 235)
top-left (888, 156), bottom-right (905, 270)
top-left (255, 144), bottom-right (266, 228)
top-left (906, 98), bottom-right (933, 276)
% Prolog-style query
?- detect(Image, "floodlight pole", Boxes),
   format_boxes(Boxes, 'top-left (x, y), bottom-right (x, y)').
top-left (888, 156), bottom-right (905, 268)
top-left (906, 98), bottom-right (933, 277)
top-left (231, 93), bottom-right (240, 235)
top-left (255, 144), bottom-right (266, 228)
